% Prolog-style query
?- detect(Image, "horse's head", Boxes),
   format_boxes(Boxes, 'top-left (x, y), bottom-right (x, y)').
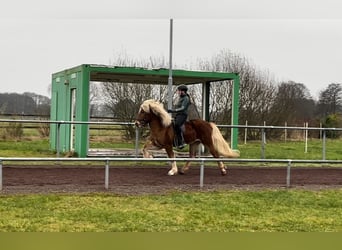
top-left (134, 105), bottom-right (152, 128)
top-left (135, 99), bottom-right (172, 128)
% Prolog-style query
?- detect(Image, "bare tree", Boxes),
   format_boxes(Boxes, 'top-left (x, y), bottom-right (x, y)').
top-left (88, 83), bottom-right (102, 117)
top-left (270, 81), bottom-right (315, 124)
top-left (99, 52), bottom-right (170, 139)
top-left (197, 49), bottom-right (277, 140)
top-left (267, 81), bottom-right (316, 138)
top-left (96, 48), bottom-right (322, 142)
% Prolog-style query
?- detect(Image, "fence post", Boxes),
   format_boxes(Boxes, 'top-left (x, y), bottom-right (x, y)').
top-left (56, 122), bottom-right (61, 158)
top-left (105, 159), bottom-right (109, 190)
top-left (304, 122), bottom-right (308, 153)
top-left (286, 160), bottom-right (292, 188)
top-left (244, 120), bottom-right (248, 144)
top-left (0, 160), bottom-right (2, 191)
top-left (261, 128), bottom-right (266, 159)
top-left (200, 159), bottom-right (204, 188)
top-left (322, 130), bottom-right (326, 160)
top-left (135, 127), bottom-right (139, 158)
top-left (284, 121), bottom-right (287, 143)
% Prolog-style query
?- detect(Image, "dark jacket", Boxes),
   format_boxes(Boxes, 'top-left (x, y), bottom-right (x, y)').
top-left (174, 94), bottom-right (190, 115)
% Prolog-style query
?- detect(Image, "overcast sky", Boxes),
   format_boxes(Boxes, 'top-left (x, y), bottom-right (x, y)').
top-left (1, 0), bottom-right (342, 99)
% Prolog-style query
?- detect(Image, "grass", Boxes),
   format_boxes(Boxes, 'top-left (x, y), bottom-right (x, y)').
top-left (0, 137), bottom-right (341, 232)
top-left (0, 139), bottom-right (331, 158)
top-left (238, 139), bottom-right (342, 160)
top-left (0, 139), bottom-right (55, 157)
top-left (1, 123), bottom-right (342, 161)
top-left (0, 190), bottom-right (341, 232)
top-left (1, 138), bottom-right (342, 168)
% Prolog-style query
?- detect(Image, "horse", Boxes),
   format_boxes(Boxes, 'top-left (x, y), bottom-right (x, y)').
top-left (134, 99), bottom-right (240, 176)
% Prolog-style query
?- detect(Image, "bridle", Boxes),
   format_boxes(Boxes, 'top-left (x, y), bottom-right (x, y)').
top-left (135, 109), bottom-right (150, 127)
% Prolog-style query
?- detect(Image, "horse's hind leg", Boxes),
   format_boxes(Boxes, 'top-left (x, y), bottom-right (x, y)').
top-left (179, 141), bottom-right (201, 174)
top-left (218, 161), bottom-right (227, 175)
top-left (142, 138), bottom-right (154, 158)
top-left (207, 145), bottom-right (227, 175)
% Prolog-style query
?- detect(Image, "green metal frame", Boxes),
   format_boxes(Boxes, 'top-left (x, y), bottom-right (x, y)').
top-left (50, 64), bottom-right (240, 157)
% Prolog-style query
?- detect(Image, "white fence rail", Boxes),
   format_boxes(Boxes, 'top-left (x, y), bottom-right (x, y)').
top-left (1, 157), bottom-right (342, 191)
top-left (1, 119), bottom-right (342, 191)
top-left (1, 118), bottom-right (342, 159)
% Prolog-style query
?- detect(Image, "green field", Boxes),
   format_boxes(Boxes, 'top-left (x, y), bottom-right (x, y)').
top-left (1, 137), bottom-right (342, 161)
top-left (238, 139), bottom-right (342, 160)
top-left (0, 190), bottom-right (341, 232)
top-left (1, 121), bottom-right (342, 160)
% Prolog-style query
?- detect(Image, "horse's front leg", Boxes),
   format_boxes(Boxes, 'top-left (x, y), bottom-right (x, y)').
top-left (165, 146), bottom-right (177, 176)
top-left (142, 138), bottom-right (161, 158)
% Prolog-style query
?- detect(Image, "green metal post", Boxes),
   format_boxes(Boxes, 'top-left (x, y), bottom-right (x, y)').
top-left (231, 76), bottom-right (240, 150)
top-left (76, 66), bottom-right (90, 157)
top-left (204, 82), bottom-right (210, 121)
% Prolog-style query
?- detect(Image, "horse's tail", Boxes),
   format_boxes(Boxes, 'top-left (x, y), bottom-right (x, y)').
top-left (210, 122), bottom-right (240, 158)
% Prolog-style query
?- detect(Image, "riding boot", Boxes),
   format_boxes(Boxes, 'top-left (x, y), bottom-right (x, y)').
top-left (177, 132), bottom-right (185, 149)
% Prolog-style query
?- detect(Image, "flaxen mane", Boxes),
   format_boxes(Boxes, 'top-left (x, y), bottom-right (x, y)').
top-left (140, 99), bottom-right (172, 127)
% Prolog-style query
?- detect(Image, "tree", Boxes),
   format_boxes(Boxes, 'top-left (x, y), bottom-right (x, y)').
top-left (267, 81), bottom-right (316, 138)
top-left (270, 81), bottom-right (315, 124)
top-left (322, 113), bottom-right (342, 138)
top-left (89, 83), bottom-right (103, 117)
top-left (0, 93), bottom-right (36, 115)
top-left (23, 92), bottom-right (50, 116)
top-left (0, 92), bottom-right (50, 116)
top-left (101, 82), bottom-right (157, 139)
top-left (100, 52), bottom-right (170, 139)
top-left (196, 49), bottom-right (277, 140)
top-left (316, 83), bottom-right (342, 116)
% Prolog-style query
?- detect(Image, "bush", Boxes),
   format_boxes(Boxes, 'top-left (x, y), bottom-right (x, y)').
top-left (1, 122), bottom-right (24, 140)
top-left (38, 122), bottom-right (50, 137)
top-left (322, 114), bottom-right (342, 138)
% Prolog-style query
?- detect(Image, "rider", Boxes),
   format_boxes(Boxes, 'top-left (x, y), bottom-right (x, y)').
top-left (168, 85), bottom-right (191, 149)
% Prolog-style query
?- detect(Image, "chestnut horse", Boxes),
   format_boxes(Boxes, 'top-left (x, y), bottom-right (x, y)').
top-left (134, 99), bottom-right (240, 176)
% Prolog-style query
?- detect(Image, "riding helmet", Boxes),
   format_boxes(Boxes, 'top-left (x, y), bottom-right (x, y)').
top-left (177, 85), bottom-right (188, 92)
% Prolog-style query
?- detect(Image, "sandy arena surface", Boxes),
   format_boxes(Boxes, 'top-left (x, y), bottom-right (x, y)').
top-left (1, 164), bottom-right (341, 194)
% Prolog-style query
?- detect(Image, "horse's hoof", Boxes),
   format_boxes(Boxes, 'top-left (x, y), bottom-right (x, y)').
top-left (179, 168), bottom-right (189, 175)
top-left (168, 170), bottom-right (178, 176)
top-left (179, 170), bottom-right (185, 175)
top-left (143, 154), bottom-right (153, 158)
top-left (221, 169), bottom-right (227, 176)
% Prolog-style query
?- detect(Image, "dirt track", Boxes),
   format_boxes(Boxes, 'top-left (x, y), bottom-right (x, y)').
top-left (1, 165), bottom-right (341, 194)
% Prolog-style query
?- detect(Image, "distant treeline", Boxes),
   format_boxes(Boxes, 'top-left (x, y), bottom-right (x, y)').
top-left (0, 92), bottom-right (50, 116)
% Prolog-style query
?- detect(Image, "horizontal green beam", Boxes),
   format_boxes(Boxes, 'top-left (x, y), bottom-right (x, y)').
top-left (53, 64), bottom-right (238, 85)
